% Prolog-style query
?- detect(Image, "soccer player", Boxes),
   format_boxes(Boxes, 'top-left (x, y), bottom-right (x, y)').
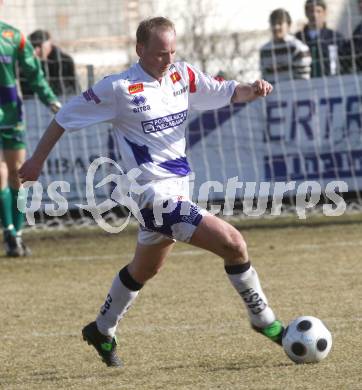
top-left (0, 1), bottom-right (61, 256)
top-left (19, 17), bottom-right (284, 367)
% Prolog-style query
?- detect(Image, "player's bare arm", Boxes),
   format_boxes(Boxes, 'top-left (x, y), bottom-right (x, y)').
top-left (231, 80), bottom-right (273, 103)
top-left (19, 119), bottom-right (65, 183)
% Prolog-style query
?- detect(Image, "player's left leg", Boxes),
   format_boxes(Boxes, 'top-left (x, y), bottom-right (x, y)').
top-left (0, 152), bottom-right (18, 256)
top-left (189, 214), bottom-right (283, 344)
top-left (3, 145), bottom-right (30, 256)
top-left (138, 195), bottom-right (283, 344)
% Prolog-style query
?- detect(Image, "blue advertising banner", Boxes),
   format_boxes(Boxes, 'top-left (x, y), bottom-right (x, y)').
top-left (187, 75), bottom-right (362, 198)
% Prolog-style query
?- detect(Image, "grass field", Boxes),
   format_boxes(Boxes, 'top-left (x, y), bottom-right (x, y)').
top-left (1, 215), bottom-right (362, 389)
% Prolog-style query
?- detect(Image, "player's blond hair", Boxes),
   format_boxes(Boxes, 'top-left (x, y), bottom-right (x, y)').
top-left (136, 17), bottom-right (175, 45)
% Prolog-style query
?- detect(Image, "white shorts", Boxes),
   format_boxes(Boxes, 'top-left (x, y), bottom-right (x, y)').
top-left (134, 175), bottom-right (208, 245)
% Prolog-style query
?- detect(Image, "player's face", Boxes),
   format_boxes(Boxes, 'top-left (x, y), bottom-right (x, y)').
top-left (271, 21), bottom-right (290, 41)
top-left (137, 27), bottom-right (176, 80)
top-left (305, 5), bottom-right (326, 29)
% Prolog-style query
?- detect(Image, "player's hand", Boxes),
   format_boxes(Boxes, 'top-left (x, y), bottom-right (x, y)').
top-left (252, 80), bottom-right (273, 97)
top-left (231, 81), bottom-right (273, 103)
top-left (18, 157), bottom-right (43, 183)
top-left (49, 101), bottom-right (62, 114)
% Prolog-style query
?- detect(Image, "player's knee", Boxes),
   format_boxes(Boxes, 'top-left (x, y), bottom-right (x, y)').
top-left (223, 232), bottom-right (248, 263)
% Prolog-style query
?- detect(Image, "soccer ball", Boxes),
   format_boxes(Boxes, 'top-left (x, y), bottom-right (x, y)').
top-left (282, 316), bottom-right (332, 364)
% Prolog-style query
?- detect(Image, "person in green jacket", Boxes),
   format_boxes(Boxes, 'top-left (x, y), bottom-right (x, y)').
top-left (0, 6), bottom-right (61, 256)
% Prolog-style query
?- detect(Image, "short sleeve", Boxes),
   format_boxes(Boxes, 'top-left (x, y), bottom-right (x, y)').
top-left (55, 77), bottom-right (118, 131)
top-left (185, 63), bottom-right (238, 111)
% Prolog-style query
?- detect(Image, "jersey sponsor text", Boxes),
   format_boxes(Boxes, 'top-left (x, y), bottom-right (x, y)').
top-left (142, 110), bottom-right (188, 134)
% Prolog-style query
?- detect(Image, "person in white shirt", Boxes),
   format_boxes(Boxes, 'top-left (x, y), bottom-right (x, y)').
top-left (19, 17), bottom-right (284, 367)
top-left (260, 8), bottom-right (312, 84)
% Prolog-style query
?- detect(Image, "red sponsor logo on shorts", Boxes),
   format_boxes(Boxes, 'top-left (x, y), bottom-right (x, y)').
top-left (128, 83), bottom-right (144, 94)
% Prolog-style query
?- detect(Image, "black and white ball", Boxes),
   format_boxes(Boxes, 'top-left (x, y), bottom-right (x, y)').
top-left (282, 316), bottom-right (332, 364)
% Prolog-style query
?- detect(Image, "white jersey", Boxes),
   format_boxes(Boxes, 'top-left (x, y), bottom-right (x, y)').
top-left (56, 61), bottom-right (238, 182)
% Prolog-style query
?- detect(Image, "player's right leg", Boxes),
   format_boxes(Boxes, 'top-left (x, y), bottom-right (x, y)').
top-left (83, 238), bottom-right (174, 367)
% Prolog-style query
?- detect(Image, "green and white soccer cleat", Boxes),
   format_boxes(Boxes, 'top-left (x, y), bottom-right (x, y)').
top-left (252, 319), bottom-right (284, 346)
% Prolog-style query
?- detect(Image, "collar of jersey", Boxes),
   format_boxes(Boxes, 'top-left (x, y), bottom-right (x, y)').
top-left (135, 62), bottom-right (169, 84)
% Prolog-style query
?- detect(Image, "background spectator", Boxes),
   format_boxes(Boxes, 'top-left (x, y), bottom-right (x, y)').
top-left (260, 8), bottom-right (311, 84)
top-left (349, 0), bottom-right (362, 72)
top-left (20, 29), bottom-right (78, 96)
top-left (296, 0), bottom-right (347, 77)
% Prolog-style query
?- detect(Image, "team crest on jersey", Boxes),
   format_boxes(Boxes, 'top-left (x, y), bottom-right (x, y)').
top-left (131, 94), bottom-right (151, 113)
top-left (2, 30), bottom-right (14, 39)
top-left (170, 72), bottom-right (181, 84)
top-left (131, 95), bottom-right (147, 106)
top-left (128, 83), bottom-right (144, 94)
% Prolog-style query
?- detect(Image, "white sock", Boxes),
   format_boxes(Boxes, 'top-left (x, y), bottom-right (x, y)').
top-left (96, 266), bottom-right (143, 337)
top-left (225, 262), bottom-right (276, 328)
